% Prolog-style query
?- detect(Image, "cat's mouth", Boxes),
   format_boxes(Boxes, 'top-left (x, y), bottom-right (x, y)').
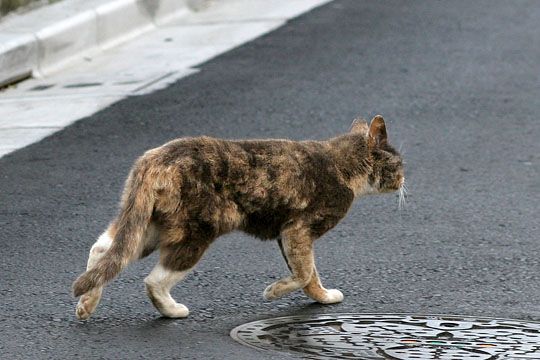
top-left (384, 175), bottom-right (405, 193)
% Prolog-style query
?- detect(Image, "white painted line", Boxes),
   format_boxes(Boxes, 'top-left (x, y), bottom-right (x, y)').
top-left (0, 96), bottom-right (121, 128)
top-left (0, 127), bottom-right (63, 152)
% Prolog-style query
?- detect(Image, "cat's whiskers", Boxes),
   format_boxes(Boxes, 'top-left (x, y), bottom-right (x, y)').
top-left (398, 180), bottom-right (408, 211)
top-left (398, 141), bottom-right (406, 156)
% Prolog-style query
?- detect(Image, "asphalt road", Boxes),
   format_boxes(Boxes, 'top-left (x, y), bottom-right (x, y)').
top-left (1, 0), bottom-right (540, 358)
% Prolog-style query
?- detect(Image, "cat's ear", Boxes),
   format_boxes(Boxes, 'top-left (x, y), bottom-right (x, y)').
top-left (368, 115), bottom-right (387, 147)
top-left (349, 117), bottom-right (369, 135)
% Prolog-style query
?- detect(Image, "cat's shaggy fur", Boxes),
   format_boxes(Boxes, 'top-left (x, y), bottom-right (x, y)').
top-left (72, 115), bottom-right (404, 320)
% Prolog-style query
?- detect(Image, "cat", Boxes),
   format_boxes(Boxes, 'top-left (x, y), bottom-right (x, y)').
top-left (72, 115), bottom-right (404, 320)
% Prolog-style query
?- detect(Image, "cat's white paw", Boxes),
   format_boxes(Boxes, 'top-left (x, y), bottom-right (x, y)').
top-left (75, 293), bottom-right (100, 320)
top-left (263, 283), bottom-right (281, 301)
top-left (318, 289), bottom-right (344, 304)
top-left (159, 303), bottom-right (189, 318)
top-left (75, 302), bottom-right (91, 320)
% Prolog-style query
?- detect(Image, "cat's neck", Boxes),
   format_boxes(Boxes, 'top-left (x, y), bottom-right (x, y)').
top-left (327, 133), bottom-right (374, 197)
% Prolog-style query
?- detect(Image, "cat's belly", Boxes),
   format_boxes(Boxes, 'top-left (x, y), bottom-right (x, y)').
top-left (241, 210), bottom-right (291, 240)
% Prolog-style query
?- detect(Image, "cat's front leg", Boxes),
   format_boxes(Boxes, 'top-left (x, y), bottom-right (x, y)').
top-left (302, 266), bottom-right (343, 304)
top-left (271, 236), bottom-right (343, 304)
top-left (263, 225), bottom-right (316, 301)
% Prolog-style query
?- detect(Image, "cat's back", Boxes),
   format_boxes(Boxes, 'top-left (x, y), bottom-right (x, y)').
top-left (145, 136), bottom-right (233, 164)
top-left (143, 135), bottom-right (336, 195)
top-left (147, 135), bottom-right (327, 172)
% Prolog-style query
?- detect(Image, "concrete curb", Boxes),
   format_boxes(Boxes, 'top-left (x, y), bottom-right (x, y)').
top-left (0, 0), bottom-right (210, 86)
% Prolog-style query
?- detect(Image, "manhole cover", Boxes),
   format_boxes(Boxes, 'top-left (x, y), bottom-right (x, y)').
top-left (230, 313), bottom-right (540, 359)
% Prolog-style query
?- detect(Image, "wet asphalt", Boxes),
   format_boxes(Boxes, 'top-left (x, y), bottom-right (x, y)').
top-left (1, 0), bottom-right (539, 358)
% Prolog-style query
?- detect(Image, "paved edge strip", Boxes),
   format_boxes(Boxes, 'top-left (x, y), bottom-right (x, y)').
top-left (0, 0), bottom-right (208, 86)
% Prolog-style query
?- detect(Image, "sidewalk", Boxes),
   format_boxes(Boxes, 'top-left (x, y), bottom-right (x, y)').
top-left (0, 0), bottom-right (331, 158)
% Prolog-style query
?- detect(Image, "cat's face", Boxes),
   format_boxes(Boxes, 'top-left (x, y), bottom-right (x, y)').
top-left (370, 143), bottom-right (404, 193)
top-left (353, 115), bottom-right (405, 193)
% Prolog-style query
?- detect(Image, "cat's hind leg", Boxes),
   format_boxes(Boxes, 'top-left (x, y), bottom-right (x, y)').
top-left (144, 262), bottom-right (191, 318)
top-left (75, 222), bottom-right (160, 320)
top-left (75, 227), bottom-right (114, 320)
top-left (263, 225), bottom-right (315, 301)
top-left (144, 231), bottom-right (212, 318)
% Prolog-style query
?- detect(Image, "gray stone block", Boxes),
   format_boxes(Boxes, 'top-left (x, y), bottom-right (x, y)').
top-left (0, 33), bottom-right (37, 86)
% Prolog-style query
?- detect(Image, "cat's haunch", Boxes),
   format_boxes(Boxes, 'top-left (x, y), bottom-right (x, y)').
top-left (72, 115), bottom-right (404, 320)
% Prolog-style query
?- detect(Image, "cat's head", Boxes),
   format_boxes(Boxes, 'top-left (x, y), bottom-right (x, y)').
top-left (351, 115), bottom-right (405, 194)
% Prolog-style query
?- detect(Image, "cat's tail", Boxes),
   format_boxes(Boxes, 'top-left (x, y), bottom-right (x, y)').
top-left (72, 158), bottom-right (155, 297)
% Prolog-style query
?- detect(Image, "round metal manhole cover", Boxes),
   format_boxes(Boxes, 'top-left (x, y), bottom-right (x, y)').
top-left (230, 313), bottom-right (540, 359)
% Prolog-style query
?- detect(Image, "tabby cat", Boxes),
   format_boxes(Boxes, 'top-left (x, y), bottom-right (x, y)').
top-left (72, 115), bottom-right (404, 320)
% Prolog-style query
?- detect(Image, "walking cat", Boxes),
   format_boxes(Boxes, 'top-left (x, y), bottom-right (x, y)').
top-left (72, 115), bottom-right (404, 320)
